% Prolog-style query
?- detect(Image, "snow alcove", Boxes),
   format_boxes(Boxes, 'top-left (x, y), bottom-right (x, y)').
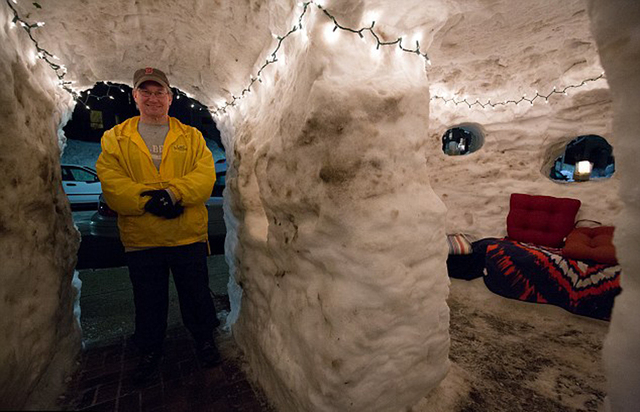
top-left (0, 0), bottom-right (638, 410)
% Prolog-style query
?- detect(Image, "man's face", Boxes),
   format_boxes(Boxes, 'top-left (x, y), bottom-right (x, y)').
top-left (133, 81), bottom-right (172, 119)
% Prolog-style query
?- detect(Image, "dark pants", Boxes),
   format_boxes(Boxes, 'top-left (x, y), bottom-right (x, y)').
top-left (125, 242), bottom-right (219, 353)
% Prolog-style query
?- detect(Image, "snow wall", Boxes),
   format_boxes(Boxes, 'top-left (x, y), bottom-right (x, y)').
top-left (0, 0), bottom-right (638, 410)
top-left (424, 0), bottom-right (621, 236)
top-left (0, 4), bottom-right (81, 410)
top-left (587, 1), bottom-right (640, 411)
top-left (219, 3), bottom-right (451, 410)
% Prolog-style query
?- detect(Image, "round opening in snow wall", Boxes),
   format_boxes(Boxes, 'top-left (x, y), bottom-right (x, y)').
top-left (548, 134), bottom-right (615, 183)
top-left (441, 124), bottom-right (485, 156)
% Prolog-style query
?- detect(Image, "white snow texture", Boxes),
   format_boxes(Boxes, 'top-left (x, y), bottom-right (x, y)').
top-left (0, 0), bottom-right (638, 410)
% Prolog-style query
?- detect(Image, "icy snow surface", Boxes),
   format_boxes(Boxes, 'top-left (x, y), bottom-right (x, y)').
top-left (1, 0), bottom-right (638, 410)
top-left (587, 1), bottom-right (640, 411)
top-left (0, 4), bottom-right (81, 410)
top-left (220, 6), bottom-right (451, 409)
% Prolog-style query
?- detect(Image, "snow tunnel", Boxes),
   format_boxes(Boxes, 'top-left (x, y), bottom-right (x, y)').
top-left (0, 0), bottom-right (638, 410)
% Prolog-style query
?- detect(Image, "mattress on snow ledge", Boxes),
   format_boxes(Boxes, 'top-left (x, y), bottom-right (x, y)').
top-left (476, 238), bottom-right (622, 321)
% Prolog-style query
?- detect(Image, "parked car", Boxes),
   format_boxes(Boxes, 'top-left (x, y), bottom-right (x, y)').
top-left (213, 157), bottom-right (226, 197)
top-left (61, 164), bottom-right (102, 211)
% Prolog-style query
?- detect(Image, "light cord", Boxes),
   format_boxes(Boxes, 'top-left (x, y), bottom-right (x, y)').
top-left (431, 73), bottom-right (606, 109)
top-left (5, 0), bottom-right (607, 116)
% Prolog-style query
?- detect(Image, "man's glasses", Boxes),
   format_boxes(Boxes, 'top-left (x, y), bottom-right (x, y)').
top-left (138, 89), bottom-right (169, 98)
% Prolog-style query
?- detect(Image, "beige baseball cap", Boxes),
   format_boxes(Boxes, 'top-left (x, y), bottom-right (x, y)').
top-left (133, 67), bottom-right (170, 89)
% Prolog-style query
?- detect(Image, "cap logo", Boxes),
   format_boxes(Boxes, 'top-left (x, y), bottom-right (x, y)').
top-left (145, 67), bottom-right (154, 74)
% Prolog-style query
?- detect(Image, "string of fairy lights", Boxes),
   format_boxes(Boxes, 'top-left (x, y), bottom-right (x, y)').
top-left (5, 0), bottom-right (73, 94)
top-left (4, 0), bottom-right (205, 110)
top-left (58, 81), bottom-right (205, 112)
top-left (5, 0), bottom-right (607, 117)
top-left (212, 0), bottom-right (432, 115)
top-left (431, 73), bottom-right (606, 109)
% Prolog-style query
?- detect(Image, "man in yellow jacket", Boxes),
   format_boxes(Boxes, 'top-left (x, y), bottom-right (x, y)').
top-left (96, 67), bottom-right (221, 383)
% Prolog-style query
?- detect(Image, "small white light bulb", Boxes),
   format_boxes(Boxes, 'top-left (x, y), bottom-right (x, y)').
top-left (370, 45), bottom-right (382, 60)
top-left (395, 40), bottom-right (404, 55)
top-left (411, 32), bottom-right (423, 47)
top-left (323, 23), bottom-right (339, 43)
top-left (363, 10), bottom-right (379, 27)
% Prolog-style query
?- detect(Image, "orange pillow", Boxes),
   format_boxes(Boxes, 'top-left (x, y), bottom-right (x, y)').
top-left (562, 226), bottom-right (618, 265)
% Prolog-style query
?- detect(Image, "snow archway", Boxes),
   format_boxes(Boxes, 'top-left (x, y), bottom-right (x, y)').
top-left (0, 0), bottom-right (639, 410)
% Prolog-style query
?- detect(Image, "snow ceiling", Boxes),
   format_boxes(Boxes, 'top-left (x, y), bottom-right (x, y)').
top-left (1, 0), bottom-right (639, 410)
top-left (11, 0), bottom-right (606, 113)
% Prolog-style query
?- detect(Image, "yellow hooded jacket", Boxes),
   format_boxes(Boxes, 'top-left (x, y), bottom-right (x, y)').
top-left (96, 116), bottom-right (216, 248)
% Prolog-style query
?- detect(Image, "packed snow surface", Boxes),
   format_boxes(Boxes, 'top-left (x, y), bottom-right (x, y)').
top-left (0, 0), bottom-right (638, 410)
top-left (221, 13), bottom-right (451, 409)
top-left (0, 4), bottom-right (80, 409)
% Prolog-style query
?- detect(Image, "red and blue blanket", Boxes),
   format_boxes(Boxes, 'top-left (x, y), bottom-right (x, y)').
top-left (477, 238), bottom-right (622, 320)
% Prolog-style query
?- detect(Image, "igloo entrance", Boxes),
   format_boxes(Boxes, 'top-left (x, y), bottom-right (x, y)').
top-left (1, 0), bottom-right (639, 411)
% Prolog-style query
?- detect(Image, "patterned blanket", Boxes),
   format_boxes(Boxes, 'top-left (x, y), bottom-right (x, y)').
top-left (477, 238), bottom-right (622, 320)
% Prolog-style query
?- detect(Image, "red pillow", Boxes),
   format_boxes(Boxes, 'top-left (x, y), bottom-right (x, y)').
top-left (506, 193), bottom-right (581, 248)
top-left (562, 226), bottom-right (618, 265)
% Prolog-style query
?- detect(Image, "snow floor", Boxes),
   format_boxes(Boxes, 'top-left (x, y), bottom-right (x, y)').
top-left (76, 259), bottom-right (608, 411)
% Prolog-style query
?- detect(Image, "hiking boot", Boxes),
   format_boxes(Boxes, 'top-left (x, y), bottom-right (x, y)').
top-left (132, 351), bottom-right (162, 384)
top-left (196, 340), bottom-right (222, 367)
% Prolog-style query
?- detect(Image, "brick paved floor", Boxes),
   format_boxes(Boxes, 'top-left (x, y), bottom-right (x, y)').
top-left (58, 296), bottom-right (276, 412)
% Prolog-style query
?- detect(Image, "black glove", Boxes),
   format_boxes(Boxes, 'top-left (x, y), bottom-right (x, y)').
top-left (141, 190), bottom-right (184, 219)
top-left (163, 201), bottom-right (184, 219)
